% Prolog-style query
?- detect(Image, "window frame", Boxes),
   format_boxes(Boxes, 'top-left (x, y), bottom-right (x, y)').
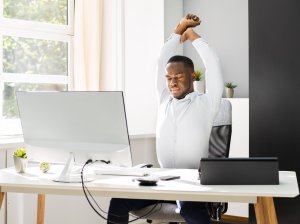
top-left (0, 0), bottom-right (74, 135)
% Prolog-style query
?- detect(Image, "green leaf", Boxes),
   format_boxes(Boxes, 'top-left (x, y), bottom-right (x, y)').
top-left (194, 69), bottom-right (204, 81)
top-left (224, 82), bottom-right (237, 89)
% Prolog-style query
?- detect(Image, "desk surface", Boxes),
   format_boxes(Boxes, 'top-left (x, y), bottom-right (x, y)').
top-left (0, 167), bottom-right (298, 203)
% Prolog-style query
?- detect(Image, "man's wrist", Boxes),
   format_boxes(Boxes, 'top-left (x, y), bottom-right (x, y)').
top-left (183, 29), bottom-right (201, 42)
top-left (174, 23), bottom-right (186, 35)
top-left (189, 34), bottom-right (201, 42)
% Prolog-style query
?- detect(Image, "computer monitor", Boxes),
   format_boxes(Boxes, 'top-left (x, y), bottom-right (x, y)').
top-left (16, 91), bottom-right (132, 182)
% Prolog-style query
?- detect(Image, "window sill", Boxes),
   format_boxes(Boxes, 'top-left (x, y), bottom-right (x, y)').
top-left (0, 134), bottom-right (24, 149)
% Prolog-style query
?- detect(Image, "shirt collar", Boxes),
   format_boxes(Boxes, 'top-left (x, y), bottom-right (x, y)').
top-left (169, 91), bottom-right (198, 102)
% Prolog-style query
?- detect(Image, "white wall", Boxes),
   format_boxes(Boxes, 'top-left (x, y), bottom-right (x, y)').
top-left (164, 0), bottom-right (183, 40)
top-left (164, 0), bottom-right (183, 56)
top-left (123, 0), bottom-right (164, 135)
top-left (183, 0), bottom-right (249, 98)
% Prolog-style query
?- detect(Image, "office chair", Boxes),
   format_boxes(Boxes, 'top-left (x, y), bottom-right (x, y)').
top-left (130, 99), bottom-right (232, 223)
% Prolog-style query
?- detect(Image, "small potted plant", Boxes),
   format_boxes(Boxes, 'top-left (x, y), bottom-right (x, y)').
top-left (13, 147), bottom-right (28, 173)
top-left (193, 69), bottom-right (205, 93)
top-left (224, 82), bottom-right (237, 98)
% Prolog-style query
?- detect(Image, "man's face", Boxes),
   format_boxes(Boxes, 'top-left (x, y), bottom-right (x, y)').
top-left (166, 62), bottom-right (195, 99)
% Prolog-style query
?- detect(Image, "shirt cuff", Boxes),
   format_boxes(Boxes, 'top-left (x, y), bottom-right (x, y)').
top-left (192, 38), bottom-right (209, 50)
top-left (166, 33), bottom-right (181, 42)
top-left (192, 37), bottom-right (208, 45)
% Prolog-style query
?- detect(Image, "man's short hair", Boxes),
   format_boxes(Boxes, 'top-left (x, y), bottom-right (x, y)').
top-left (167, 55), bottom-right (194, 72)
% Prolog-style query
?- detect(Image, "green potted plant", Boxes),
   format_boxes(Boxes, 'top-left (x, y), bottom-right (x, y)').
top-left (224, 82), bottom-right (237, 98)
top-left (13, 147), bottom-right (28, 173)
top-left (193, 69), bottom-right (205, 93)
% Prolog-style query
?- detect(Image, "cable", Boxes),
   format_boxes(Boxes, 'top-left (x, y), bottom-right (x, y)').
top-left (81, 159), bottom-right (164, 224)
top-left (81, 160), bottom-right (106, 219)
top-left (129, 202), bottom-right (163, 221)
top-left (83, 181), bottom-right (162, 219)
top-left (97, 159), bottom-right (111, 164)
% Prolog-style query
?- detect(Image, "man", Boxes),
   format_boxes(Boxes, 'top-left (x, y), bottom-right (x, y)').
top-left (107, 14), bottom-right (223, 224)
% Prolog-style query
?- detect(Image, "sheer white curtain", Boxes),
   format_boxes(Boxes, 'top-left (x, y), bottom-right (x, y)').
top-left (74, 0), bottom-right (103, 90)
top-left (74, 0), bottom-right (121, 91)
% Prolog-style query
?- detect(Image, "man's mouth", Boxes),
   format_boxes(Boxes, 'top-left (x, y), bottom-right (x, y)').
top-left (171, 88), bottom-right (180, 92)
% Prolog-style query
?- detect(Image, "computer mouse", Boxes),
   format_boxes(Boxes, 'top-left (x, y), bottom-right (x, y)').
top-left (135, 176), bottom-right (159, 186)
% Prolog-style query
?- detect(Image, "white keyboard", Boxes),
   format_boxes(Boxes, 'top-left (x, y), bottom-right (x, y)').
top-left (94, 167), bottom-right (150, 177)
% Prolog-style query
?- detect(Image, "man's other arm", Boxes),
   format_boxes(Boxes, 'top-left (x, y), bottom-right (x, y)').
top-left (155, 34), bottom-right (180, 103)
top-left (183, 28), bottom-right (224, 115)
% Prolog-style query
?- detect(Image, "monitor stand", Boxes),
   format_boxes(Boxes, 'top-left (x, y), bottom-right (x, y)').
top-left (53, 152), bottom-right (94, 183)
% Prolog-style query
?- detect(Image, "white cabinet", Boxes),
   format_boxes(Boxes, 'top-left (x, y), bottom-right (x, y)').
top-left (228, 98), bottom-right (249, 158)
top-left (227, 98), bottom-right (249, 217)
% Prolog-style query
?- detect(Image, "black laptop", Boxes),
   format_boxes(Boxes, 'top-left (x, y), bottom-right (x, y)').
top-left (199, 157), bottom-right (279, 185)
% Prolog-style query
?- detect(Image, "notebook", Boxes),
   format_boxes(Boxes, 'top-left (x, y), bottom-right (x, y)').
top-left (199, 157), bottom-right (279, 185)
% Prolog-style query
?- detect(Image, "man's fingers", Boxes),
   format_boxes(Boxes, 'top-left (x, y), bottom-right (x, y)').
top-left (186, 14), bottom-right (192, 19)
top-left (184, 14), bottom-right (200, 25)
top-left (192, 15), bottom-right (199, 22)
top-left (186, 14), bottom-right (199, 21)
top-left (176, 14), bottom-right (200, 34)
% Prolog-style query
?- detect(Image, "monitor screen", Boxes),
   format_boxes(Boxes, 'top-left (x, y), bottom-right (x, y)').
top-left (16, 91), bottom-right (131, 153)
top-left (16, 91), bottom-right (133, 182)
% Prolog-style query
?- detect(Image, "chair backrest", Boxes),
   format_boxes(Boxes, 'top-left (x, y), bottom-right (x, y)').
top-left (207, 99), bottom-right (232, 221)
top-left (209, 99), bottom-right (232, 158)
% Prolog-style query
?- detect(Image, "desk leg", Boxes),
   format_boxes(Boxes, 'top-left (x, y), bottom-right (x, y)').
top-left (254, 197), bottom-right (278, 224)
top-left (37, 194), bottom-right (45, 224)
top-left (0, 192), bottom-right (5, 209)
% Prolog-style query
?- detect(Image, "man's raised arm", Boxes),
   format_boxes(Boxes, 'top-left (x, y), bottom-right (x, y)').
top-left (156, 15), bottom-right (200, 103)
top-left (182, 28), bottom-right (224, 115)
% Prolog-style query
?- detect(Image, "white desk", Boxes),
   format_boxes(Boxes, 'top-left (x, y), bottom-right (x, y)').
top-left (0, 167), bottom-right (298, 224)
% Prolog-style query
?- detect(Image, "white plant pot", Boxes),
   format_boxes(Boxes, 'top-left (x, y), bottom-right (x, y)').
top-left (13, 156), bottom-right (28, 173)
top-left (193, 80), bottom-right (205, 93)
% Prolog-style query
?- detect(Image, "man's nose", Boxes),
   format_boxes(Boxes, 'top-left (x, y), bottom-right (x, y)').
top-left (170, 79), bottom-right (177, 86)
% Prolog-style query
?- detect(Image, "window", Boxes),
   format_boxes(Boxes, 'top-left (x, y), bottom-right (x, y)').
top-left (0, 0), bottom-right (74, 135)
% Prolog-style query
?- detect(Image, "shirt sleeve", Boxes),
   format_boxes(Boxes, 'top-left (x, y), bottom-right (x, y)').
top-left (192, 38), bottom-right (224, 116)
top-left (156, 33), bottom-right (181, 104)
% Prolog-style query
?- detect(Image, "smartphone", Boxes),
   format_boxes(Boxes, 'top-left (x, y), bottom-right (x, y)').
top-left (159, 175), bottom-right (180, 181)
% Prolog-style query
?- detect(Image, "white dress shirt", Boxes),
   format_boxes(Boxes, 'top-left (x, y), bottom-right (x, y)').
top-left (156, 33), bottom-right (224, 169)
